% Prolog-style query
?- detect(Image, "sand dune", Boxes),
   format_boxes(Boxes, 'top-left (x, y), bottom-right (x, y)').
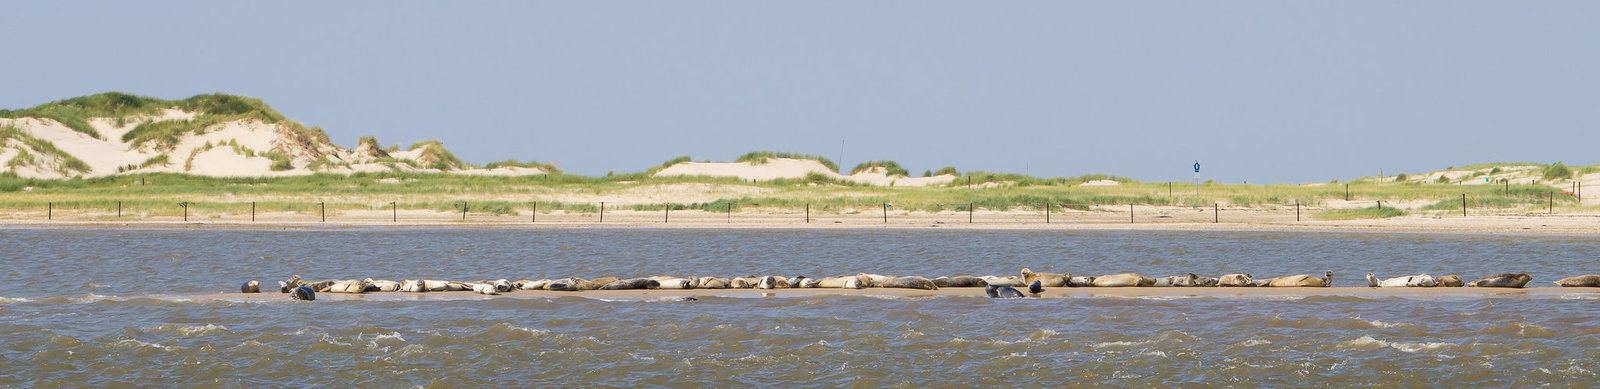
top-left (652, 158), bottom-right (956, 187)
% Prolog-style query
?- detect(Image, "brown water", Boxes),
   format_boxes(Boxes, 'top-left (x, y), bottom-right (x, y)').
top-left (2, 228), bottom-right (1598, 386)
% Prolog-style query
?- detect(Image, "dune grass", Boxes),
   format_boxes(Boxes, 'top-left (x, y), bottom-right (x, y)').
top-left (735, 151), bottom-right (839, 172)
top-left (851, 160), bottom-right (910, 177)
top-left (1317, 206), bottom-right (1408, 220)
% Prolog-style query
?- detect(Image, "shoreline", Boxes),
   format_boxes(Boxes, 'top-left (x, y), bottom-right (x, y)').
top-left (1, 210), bottom-right (1597, 234)
top-left (181, 287), bottom-right (1600, 301)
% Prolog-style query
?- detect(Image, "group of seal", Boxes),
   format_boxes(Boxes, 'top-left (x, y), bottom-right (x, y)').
top-left (242, 269), bottom-right (1583, 301)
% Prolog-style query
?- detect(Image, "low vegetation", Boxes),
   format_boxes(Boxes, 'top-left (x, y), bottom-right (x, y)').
top-left (1316, 206), bottom-right (1408, 220)
top-left (735, 151), bottom-right (839, 172)
top-left (851, 160), bottom-right (910, 177)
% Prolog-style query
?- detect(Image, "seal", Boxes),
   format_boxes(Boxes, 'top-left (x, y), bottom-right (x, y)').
top-left (471, 283), bottom-right (499, 295)
top-left (399, 279), bottom-right (426, 292)
top-left (544, 278), bottom-right (583, 291)
top-left (279, 275), bottom-right (305, 293)
top-left (1467, 273), bottom-right (1532, 288)
top-left (290, 285), bottom-right (315, 301)
top-left (1067, 276), bottom-right (1095, 287)
top-left (730, 276), bottom-right (762, 289)
top-left (1028, 280), bottom-right (1044, 295)
top-left (649, 277), bottom-right (697, 289)
top-left (1258, 272), bottom-right (1333, 287)
top-left (516, 279), bottom-right (551, 290)
top-left (601, 278), bottom-right (661, 290)
top-left (879, 276), bottom-right (939, 290)
top-left (1366, 273), bottom-right (1437, 287)
top-left (981, 276), bottom-right (1026, 287)
top-left (1091, 273), bottom-right (1153, 287)
top-left (697, 277), bottom-right (730, 289)
top-left (1435, 275), bottom-right (1465, 287)
top-left (1217, 273), bottom-right (1253, 287)
top-left (240, 280), bottom-right (260, 293)
top-left (757, 276), bottom-right (791, 289)
top-left (1555, 275), bottom-right (1600, 287)
top-left (325, 279), bottom-right (369, 294)
top-left (364, 279), bottom-right (402, 292)
top-left (579, 277), bottom-right (620, 291)
top-left (985, 284), bottom-right (1025, 298)
top-left (1020, 268), bottom-right (1069, 287)
top-left (933, 276), bottom-right (988, 288)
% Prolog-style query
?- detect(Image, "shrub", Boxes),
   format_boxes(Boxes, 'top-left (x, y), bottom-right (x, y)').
top-left (1543, 162), bottom-right (1572, 180)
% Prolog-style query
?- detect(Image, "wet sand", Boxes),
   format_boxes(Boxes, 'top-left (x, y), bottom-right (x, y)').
top-left (187, 286), bottom-right (1600, 301)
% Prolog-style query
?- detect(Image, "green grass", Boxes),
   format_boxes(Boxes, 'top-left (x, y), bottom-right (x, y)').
top-left (0, 125), bottom-right (91, 175)
top-left (407, 140), bottom-right (465, 169)
top-left (851, 160), bottom-right (910, 176)
top-left (735, 151), bottom-right (839, 172)
top-left (483, 159), bottom-right (559, 173)
top-left (1317, 206), bottom-right (1407, 220)
top-left (646, 155), bottom-right (692, 175)
top-left (1543, 162), bottom-right (1573, 180)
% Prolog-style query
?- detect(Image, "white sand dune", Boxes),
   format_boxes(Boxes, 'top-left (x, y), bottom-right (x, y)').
top-left (0, 111), bottom-right (546, 179)
top-left (652, 158), bottom-right (955, 187)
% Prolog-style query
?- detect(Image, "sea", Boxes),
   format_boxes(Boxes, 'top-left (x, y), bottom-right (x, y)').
top-left (2, 227), bottom-right (1598, 386)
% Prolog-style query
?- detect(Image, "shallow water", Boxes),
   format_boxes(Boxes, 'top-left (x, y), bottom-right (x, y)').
top-left (3, 228), bottom-right (1599, 386)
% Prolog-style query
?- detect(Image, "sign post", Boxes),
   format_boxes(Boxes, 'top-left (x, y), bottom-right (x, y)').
top-left (1193, 161), bottom-right (1201, 199)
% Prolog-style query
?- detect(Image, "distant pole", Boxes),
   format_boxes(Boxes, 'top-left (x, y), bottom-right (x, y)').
top-left (1044, 203), bottom-right (1050, 224)
top-left (251, 201), bottom-right (256, 222)
top-left (1376, 200), bottom-right (1381, 209)
top-left (805, 203), bottom-right (810, 223)
top-left (1462, 194), bottom-right (1467, 217)
top-left (461, 201), bottom-right (467, 220)
top-left (967, 176), bottom-right (971, 188)
top-left (1550, 192), bottom-right (1554, 214)
top-left (1295, 201), bottom-right (1300, 221)
top-left (1504, 181), bottom-right (1509, 196)
top-left (1130, 204), bottom-right (1134, 224)
top-left (117, 201), bottom-right (121, 218)
top-left (1345, 184), bottom-right (1349, 201)
top-left (969, 203), bottom-right (973, 224)
top-left (392, 201), bottom-right (398, 222)
top-left (1169, 181), bottom-right (1173, 198)
top-left (726, 203), bottom-right (731, 223)
top-left (179, 202), bottom-right (188, 221)
top-left (663, 205), bottom-right (669, 224)
top-left (600, 202), bottom-right (605, 223)
top-left (1214, 203), bottom-right (1218, 223)
top-left (882, 203), bottom-right (887, 223)
top-left (320, 202), bottom-right (325, 223)
top-left (47, 202), bottom-right (52, 220)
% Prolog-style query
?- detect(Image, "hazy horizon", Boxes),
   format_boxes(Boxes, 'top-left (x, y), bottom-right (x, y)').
top-left (3, 1), bottom-right (1596, 183)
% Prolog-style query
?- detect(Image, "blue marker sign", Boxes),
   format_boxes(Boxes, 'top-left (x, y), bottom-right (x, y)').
top-left (1194, 162), bottom-right (1200, 173)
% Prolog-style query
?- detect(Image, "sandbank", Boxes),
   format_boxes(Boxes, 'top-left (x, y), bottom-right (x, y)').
top-left (183, 287), bottom-right (1600, 301)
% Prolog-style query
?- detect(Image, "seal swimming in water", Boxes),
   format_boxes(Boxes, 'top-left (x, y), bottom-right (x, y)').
top-left (600, 278), bottom-right (661, 290)
top-left (1218, 273), bottom-right (1253, 287)
top-left (241, 280), bottom-right (260, 293)
top-left (1467, 273), bottom-right (1532, 288)
top-left (1554, 275), bottom-right (1600, 287)
top-left (1435, 275), bottom-right (1465, 287)
top-left (933, 276), bottom-right (988, 288)
top-left (1091, 273), bottom-right (1153, 287)
top-left (290, 285), bottom-right (315, 301)
top-left (1020, 268), bottom-right (1069, 287)
top-left (1067, 276), bottom-right (1095, 287)
top-left (880, 276), bottom-right (939, 290)
top-left (1257, 272), bottom-right (1333, 287)
top-left (1366, 273), bottom-right (1437, 287)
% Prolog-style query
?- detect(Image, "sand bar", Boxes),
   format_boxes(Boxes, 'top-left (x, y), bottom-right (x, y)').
top-left (181, 287), bottom-right (1600, 301)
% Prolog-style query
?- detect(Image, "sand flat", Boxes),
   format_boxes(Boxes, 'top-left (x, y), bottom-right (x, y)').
top-left (186, 286), bottom-right (1600, 301)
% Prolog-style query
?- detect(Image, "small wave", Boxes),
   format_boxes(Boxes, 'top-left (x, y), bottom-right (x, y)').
top-left (1363, 319), bottom-right (1412, 329)
top-left (142, 324), bottom-right (230, 337)
top-left (110, 339), bottom-right (179, 352)
top-left (1141, 350), bottom-right (1168, 357)
top-left (1339, 335), bottom-right (1453, 353)
top-left (1094, 340), bottom-right (1153, 349)
top-left (1239, 339), bottom-right (1272, 347)
top-left (0, 296), bottom-right (32, 304)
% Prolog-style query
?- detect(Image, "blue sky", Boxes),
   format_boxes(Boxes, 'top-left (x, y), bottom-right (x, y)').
top-left (3, 1), bottom-right (1596, 183)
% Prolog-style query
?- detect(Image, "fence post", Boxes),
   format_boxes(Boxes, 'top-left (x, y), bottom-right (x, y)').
top-left (48, 202), bottom-right (52, 220)
top-left (251, 201), bottom-right (256, 222)
top-left (1345, 184), bottom-right (1349, 201)
top-left (461, 201), bottom-right (467, 220)
top-left (530, 202), bottom-right (535, 223)
top-left (1129, 204), bottom-right (1134, 224)
top-left (1296, 201), bottom-right (1300, 221)
top-left (117, 201), bottom-right (121, 218)
top-left (664, 205), bottom-right (669, 224)
top-left (882, 203), bottom-right (888, 223)
top-left (392, 201), bottom-right (398, 222)
top-left (600, 202), bottom-right (605, 223)
top-left (320, 202), bottom-right (326, 223)
top-left (805, 203), bottom-right (810, 223)
top-left (179, 202), bottom-right (188, 221)
top-left (1376, 200), bottom-right (1381, 209)
top-left (1214, 203), bottom-right (1218, 223)
top-left (726, 203), bottom-right (731, 223)
top-left (1550, 192), bottom-right (1554, 214)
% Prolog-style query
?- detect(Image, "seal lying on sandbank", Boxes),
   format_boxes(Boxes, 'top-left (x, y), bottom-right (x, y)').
top-left (601, 278), bottom-right (661, 290)
top-left (986, 284), bottom-right (1024, 298)
top-left (1067, 276), bottom-right (1095, 287)
top-left (880, 276), bottom-right (938, 290)
top-left (1020, 268), bottom-right (1068, 287)
top-left (1091, 273), bottom-right (1154, 287)
top-left (1217, 273), bottom-right (1252, 287)
top-left (933, 276), bottom-right (988, 288)
top-left (1435, 275), bottom-right (1465, 287)
top-left (1366, 273), bottom-right (1436, 287)
top-left (1254, 272), bottom-right (1333, 287)
top-left (241, 280), bottom-right (260, 293)
top-left (1467, 273), bottom-right (1532, 288)
top-left (1553, 275), bottom-right (1600, 287)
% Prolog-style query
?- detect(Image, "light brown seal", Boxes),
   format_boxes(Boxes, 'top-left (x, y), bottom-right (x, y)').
top-left (1020, 268), bottom-right (1069, 287)
top-left (1091, 273), bottom-right (1153, 287)
top-left (1555, 275), bottom-right (1600, 287)
top-left (1467, 273), bottom-right (1532, 288)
